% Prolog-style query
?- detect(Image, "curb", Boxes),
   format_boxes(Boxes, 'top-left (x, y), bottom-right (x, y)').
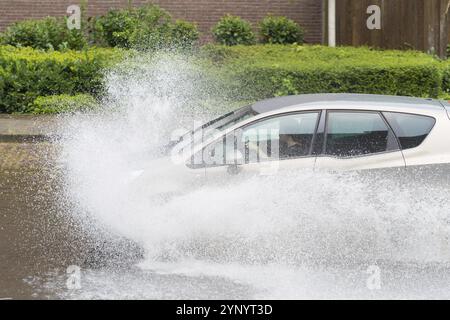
top-left (0, 115), bottom-right (60, 142)
top-left (0, 135), bottom-right (54, 143)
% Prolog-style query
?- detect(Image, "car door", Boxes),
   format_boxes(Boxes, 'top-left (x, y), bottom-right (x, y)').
top-left (314, 110), bottom-right (405, 171)
top-left (202, 111), bottom-right (321, 181)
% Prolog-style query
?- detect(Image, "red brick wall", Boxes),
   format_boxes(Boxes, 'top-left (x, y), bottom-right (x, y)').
top-left (0, 0), bottom-right (323, 43)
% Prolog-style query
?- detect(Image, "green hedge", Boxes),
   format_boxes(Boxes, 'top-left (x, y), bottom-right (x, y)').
top-left (202, 44), bottom-right (443, 100)
top-left (1, 44), bottom-right (448, 114)
top-left (0, 45), bottom-right (124, 113)
top-left (30, 94), bottom-right (98, 114)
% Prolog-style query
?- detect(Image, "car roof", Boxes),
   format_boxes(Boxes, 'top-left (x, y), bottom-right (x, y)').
top-left (251, 93), bottom-right (444, 114)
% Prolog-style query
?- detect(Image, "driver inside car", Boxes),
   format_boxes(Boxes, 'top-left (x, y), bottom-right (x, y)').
top-left (278, 118), bottom-right (308, 159)
top-left (242, 117), bottom-right (309, 162)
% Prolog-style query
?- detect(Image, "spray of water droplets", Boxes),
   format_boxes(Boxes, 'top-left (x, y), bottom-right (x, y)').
top-left (54, 51), bottom-right (450, 299)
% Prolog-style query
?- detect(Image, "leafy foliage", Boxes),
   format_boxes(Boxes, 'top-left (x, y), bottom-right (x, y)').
top-left (30, 94), bottom-right (98, 114)
top-left (202, 44), bottom-right (443, 100)
top-left (0, 45), bottom-right (124, 113)
top-left (212, 15), bottom-right (256, 46)
top-left (1, 43), bottom-right (448, 114)
top-left (0, 17), bottom-right (87, 50)
top-left (169, 20), bottom-right (201, 49)
top-left (94, 5), bottom-right (199, 50)
top-left (259, 16), bottom-right (304, 44)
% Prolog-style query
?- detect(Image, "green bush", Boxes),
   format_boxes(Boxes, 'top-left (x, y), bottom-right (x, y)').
top-left (202, 45), bottom-right (443, 100)
top-left (130, 20), bottom-right (200, 51)
top-left (169, 20), bottom-right (200, 49)
top-left (0, 17), bottom-right (87, 50)
top-left (94, 8), bottom-right (137, 47)
top-left (259, 16), bottom-right (304, 44)
top-left (95, 5), bottom-right (168, 48)
top-left (95, 5), bottom-right (199, 49)
top-left (30, 94), bottom-right (98, 114)
top-left (0, 45), bottom-right (124, 113)
top-left (212, 15), bottom-right (255, 46)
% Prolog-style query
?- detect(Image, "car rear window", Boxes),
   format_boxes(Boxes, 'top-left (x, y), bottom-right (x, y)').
top-left (325, 111), bottom-right (394, 157)
top-left (383, 112), bottom-right (436, 150)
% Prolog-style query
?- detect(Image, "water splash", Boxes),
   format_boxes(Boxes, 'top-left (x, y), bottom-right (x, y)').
top-left (57, 52), bottom-right (450, 299)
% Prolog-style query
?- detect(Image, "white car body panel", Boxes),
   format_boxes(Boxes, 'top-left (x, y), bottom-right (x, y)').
top-left (314, 151), bottom-right (405, 171)
top-left (205, 157), bottom-right (316, 181)
top-left (401, 110), bottom-right (450, 167)
top-left (135, 94), bottom-right (450, 196)
top-left (441, 100), bottom-right (450, 120)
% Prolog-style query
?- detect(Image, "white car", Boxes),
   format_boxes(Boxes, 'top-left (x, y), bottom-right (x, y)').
top-left (136, 93), bottom-right (450, 194)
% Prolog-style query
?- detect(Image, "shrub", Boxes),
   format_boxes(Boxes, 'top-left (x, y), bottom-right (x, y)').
top-left (212, 15), bottom-right (255, 46)
top-left (0, 45), bottom-right (124, 113)
top-left (259, 16), bottom-right (304, 44)
top-left (30, 94), bottom-right (98, 114)
top-left (0, 66), bottom-right (6, 113)
top-left (95, 5), bottom-right (199, 49)
top-left (440, 60), bottom-right (450, 96)
top-left (95, 5), bottom-right (165, 48)
top-left (129, 20), bottom-right (200, 51)
top-left (0, 17), bottom-right (87, 50)
top-left (169, 20), bottom-right (200, 49)
top-left (202, 45), bottom-right (442, 100)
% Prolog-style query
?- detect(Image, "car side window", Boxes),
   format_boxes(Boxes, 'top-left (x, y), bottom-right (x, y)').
top-left (191, 112), bottom-right (320, 168)
top-left (383, 112), bottom-right (436, 150)
top-left (325, 111), bottom-right (398, 157)
top-left (240, 112), bottom-right (319, 163)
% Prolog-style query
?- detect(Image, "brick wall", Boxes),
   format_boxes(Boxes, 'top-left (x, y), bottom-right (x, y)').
top-left (0, 0), bottom-right (323, 43)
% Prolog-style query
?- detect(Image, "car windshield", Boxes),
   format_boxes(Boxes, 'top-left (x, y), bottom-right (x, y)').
top-left (205, 106), bottom-right (256, 136)
top-left (177, 105), bottom-right (257, 148)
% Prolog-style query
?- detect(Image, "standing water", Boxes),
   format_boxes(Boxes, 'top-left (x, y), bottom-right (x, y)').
top-left (2, 53), bottom-right (450, 299)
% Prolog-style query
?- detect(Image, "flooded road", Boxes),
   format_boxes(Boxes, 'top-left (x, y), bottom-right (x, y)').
top-left (0, 146), bottom-right (252, 300)
top-left (0, 142), bottom-right (83, 298)
top-left (0, 142), bottom-right (252, 299)
top-left (2, 141), bottom-right (450, 299)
